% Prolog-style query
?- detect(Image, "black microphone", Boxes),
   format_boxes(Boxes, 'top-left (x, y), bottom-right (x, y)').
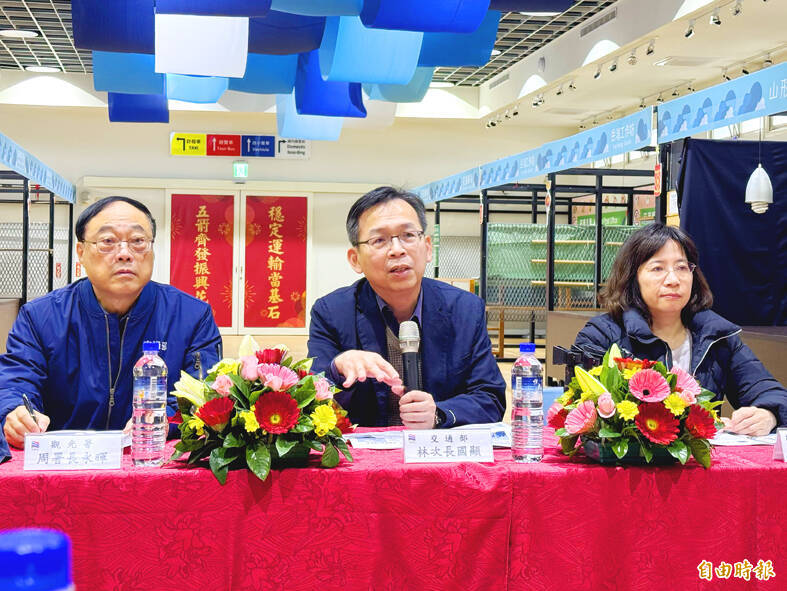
top-left (398, 320), bottom-right (422, 392)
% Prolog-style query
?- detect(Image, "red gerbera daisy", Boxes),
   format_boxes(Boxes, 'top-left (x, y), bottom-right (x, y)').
top-left (195, 397), bottom-right (234, 432)
top-left (614, 357), bottom-right (657, 371)
top-left (634, 403), bottom-right (679, 445)
top-left (685, 405), bottom-right (717, 439)
top-left (254, 391), bottom-right (300, 434)
top-left (256, 347), bottom-right (285, 364)
top-left (547, 402), bottom-right (569, 429)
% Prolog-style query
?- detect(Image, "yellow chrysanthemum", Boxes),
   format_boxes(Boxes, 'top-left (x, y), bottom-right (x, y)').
top-left (589, 366), bottom-right (603, 377)
top-left (186, 415), bottom-right (205, 436)
top-left (557, 391), bottom-right (574, 406)
top-left (311, 404), bottom-right (337, 437)
top-left (622, 368), bottom-right (638, 381)
top-left (663, 393), bottom-right (688, 417)
top-left (239, 409), bottom-right (260, 433)
top-left (208, 358), bottom-right (241, 376)
top-left (616, 400), bottom-right (639, 421)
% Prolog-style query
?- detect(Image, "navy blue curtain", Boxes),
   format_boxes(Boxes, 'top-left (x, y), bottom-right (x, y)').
top-left (678, 138), bottom-right (787, 326)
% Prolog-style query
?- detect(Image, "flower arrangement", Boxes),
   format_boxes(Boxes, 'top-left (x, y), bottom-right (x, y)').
top-left (549, 344), bottom-right (721, 468)
top-left (170, 336), bottom-right (353, 484)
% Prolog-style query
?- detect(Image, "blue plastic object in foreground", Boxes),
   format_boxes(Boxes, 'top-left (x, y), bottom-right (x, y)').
top-left (72, 0), bottom-right (155, 53)
top-left (108, 92), bottom-right (170, 123)
top-left (0, 529), bottom-right (73, 591)
top-left (418, 10), bottom-right (500, 67)
top-left (228, 53), bottom-right (297, 95)
top-left (92, 51), bottom-right (164, 94)
top-left (166, 74), bottom-right (228, 103)
top-left (248, 11), bottom-right (326, 55)
top-left (361, 0), bottom-right (489, 33)
top-left (155, 0), bottom-right (272, 16)
top-left (277, 93), bottom-right (343, 141)
top-left (319, 16), bottom-right (422, 85)
top-left (271, 0), bottom-right (362, 16)
top-left (363, 67), bottom-right (434, 103)
top-left (295, 50), bottom-right (366, 118)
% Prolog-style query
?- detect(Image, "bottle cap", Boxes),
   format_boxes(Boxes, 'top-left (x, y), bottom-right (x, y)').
top-left (142, 340), bottom-right (160, 354)
top-left (0, 529), bottom-right (72, 591)
top-left (519, 342), bottom-right (536, 353)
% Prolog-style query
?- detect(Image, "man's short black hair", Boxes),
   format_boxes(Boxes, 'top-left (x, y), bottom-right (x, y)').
top-left (75, 196), bottom-right (157, 242)
top-left (346, 186), bottom-right (427, 245)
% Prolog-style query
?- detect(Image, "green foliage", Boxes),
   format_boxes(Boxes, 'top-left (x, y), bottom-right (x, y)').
top-left (246, 442), bottom-right (271, 481)
top-left (688, 437), bottom-right (712, 469)
top-left (611, 438), bottom-right (629, 459)
top-left (598, 426), bottom-right (621, 439)
top-left (667, 440), bottom-right (689, 465)
top-left (321, 443), bottom-right (339, 468)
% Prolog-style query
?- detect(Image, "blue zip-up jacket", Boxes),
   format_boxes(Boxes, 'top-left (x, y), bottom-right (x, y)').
top-left (308, 278), bottom-right (506, 427)
top-left (575, 308), bottom-right (787, 428)
top-left (0, 279), bottom-right (222, 441)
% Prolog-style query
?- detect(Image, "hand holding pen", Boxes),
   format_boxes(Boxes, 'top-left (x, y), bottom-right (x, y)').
top-left (2, 394), bottom-right (51, 449)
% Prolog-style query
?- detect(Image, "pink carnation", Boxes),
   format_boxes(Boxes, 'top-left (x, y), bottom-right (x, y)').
top-left (596, 392), bottom-right (616, 418)
top-left (314, 377), bottom-right (333, 401)
top-left (240, 355), bottom-right (259, 381)
top-left (628, 369), bottom-right (671, 403)
top-left (258, 363), bottom-right (299, 391)
top-left (213, 374), bottom-right (233, 397)
top-left (670, 366), bottom-right (700, 405)
top-left (564, 400), bottom-right (597, 435)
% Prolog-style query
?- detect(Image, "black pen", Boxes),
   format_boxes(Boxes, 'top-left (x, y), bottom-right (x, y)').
top-left (21, 393), bottom-right (39, 427)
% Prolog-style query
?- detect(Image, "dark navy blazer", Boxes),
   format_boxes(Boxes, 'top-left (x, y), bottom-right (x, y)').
top-left (308, 278), bottom-right (506, 427)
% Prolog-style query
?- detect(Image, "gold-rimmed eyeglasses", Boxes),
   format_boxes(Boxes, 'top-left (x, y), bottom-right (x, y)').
top-left (643, 262), bottom-right (696, 280)
top-left (354, 230), bottom-right (425, 251)
top-left (83, 237), bottom-right (154, 255)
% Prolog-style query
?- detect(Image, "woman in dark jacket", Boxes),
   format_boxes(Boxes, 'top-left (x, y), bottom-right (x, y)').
top-left (574, 223), bottom-right (785, 435)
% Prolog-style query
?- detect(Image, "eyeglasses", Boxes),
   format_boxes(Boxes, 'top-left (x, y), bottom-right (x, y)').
top-left (83, 237), bottom-right (154, 255)
top-left (643, 262), bottom-right (696, 280)
top-left (355, 230), bottom-right (425, 251)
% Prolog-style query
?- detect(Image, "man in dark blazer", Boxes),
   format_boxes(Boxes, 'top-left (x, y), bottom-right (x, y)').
top-left (308, 187), bottom-right (505, 429)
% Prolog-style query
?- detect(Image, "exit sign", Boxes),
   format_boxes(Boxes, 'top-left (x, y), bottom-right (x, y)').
top-left (233, 160), bottom-right (248, 179)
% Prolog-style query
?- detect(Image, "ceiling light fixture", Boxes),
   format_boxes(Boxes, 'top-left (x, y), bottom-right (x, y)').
top-left (639, 98), bottom-right (646, 109)
top-left (490, 49), bottom-right (501, 56)
top-left (742, 66), bottom-right (750, 75)
top-left (511, 104), bottom-right (519, 116)
top-left (764, 54), bottom-right (773, 67)
top-left (646, 39), bottom-right (656, 56)
top-left (25, 65), bottom-right (61, 73)
top-left (593, 66), bottom-right (601, 80)
top-left (672, 88), bottom-right (680, 97)
top-left (556, 85), bottom-right (564, 96)
top-left (519, 11), bottom-right (560, 17)
top-left (627, 50), bottom-right (637, 66)
top-left (568, 80), bottom-right (577, 91)
top-left (0, 29), bottom-right (39, 39)
top-left (608, 59), bottom-right (618, 73)
top-left (429, 81), bottom-right (455, 88)
top-left (731, 1), bottom-right (743, 16)
top-left (656, 93), bottom-right (664, 103)
top-left (722, 68), bottom-right (731, 81)
top-left (709, 9), bottom-right (721, 26)
top-left (687, 84), bottom-right (696, 92)
top-left (684, 20), bottom-right (695, 38)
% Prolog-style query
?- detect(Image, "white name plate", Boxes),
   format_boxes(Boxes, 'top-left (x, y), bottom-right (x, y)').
top-left (403, 429), bottom-right (494, 464)
top-left (774, 428), bottom-right (787, 462)
top-left (24, 430), bottom-right (124, 471)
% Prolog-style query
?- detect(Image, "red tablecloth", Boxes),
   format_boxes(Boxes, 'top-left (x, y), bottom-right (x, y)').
top-left (0, 431), bottom-right (785, 591)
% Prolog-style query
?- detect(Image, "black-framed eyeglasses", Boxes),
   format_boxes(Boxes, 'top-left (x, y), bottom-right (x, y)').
top-left (354, 230), bottom-right (425, 251)
top-left (83, 237), bottom-right (154, 255)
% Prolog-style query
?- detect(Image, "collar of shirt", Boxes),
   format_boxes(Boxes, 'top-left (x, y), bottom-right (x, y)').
top-left (375, 290), bottom-right (423, 335)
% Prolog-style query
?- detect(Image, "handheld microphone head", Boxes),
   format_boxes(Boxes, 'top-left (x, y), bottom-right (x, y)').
top-left (398, 320), bottom-right (420, 354)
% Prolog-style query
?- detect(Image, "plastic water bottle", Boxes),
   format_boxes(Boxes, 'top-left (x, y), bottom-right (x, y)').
top-left (0, 528), bottom-right (74, 591)
top-left (132, 341), bottom-right (168, 467)
top-left (511, 342), bottom-right (543, 463)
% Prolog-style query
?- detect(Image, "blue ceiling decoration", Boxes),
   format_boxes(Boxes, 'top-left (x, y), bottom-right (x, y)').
top-left (72, 0), bottom-right (155, 54)
top-left (488, 1), bottom-right (574, 10)
top-left (248, 11), bottom-right (326, 55)
top-left (228, 53), bottom-right (298, 94)
top-left (418, 10), bottom-right (500, 67)
top-left (92, 51), bottom-right (165, 95)
top-left (277, 93), bottom-right (343, 141)
top-left (155, 0), bottom-right (273, 17)
top-left (360, 0), bottom-right (490, 33)
top-left (108, 92), bottom-right (169, 123)
top-left (319, 17), bottom-right (422, 85)
top-left (363, 67), bottom-right (435, 103)
top-left (295, 50), bottom-right (366, 118)
top-left (166, 74), bottom-right (229, 103)
top-left (270, 0), bottom-right (363, 17)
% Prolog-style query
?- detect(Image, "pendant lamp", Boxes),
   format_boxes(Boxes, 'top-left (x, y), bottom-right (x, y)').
top-left (744, 127), bottom-right (773, 214)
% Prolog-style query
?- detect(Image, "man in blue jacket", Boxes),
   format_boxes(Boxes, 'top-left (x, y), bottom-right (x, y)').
top-left (0, 196), bottom-right (222, 450)
top-left (308, 187), bottom-right (505, 429)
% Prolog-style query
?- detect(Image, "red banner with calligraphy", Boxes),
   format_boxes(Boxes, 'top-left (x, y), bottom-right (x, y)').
top-left (244, 196), bottom-right (307, 328)
top-left (170, 194), bottom-right (234, 328)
